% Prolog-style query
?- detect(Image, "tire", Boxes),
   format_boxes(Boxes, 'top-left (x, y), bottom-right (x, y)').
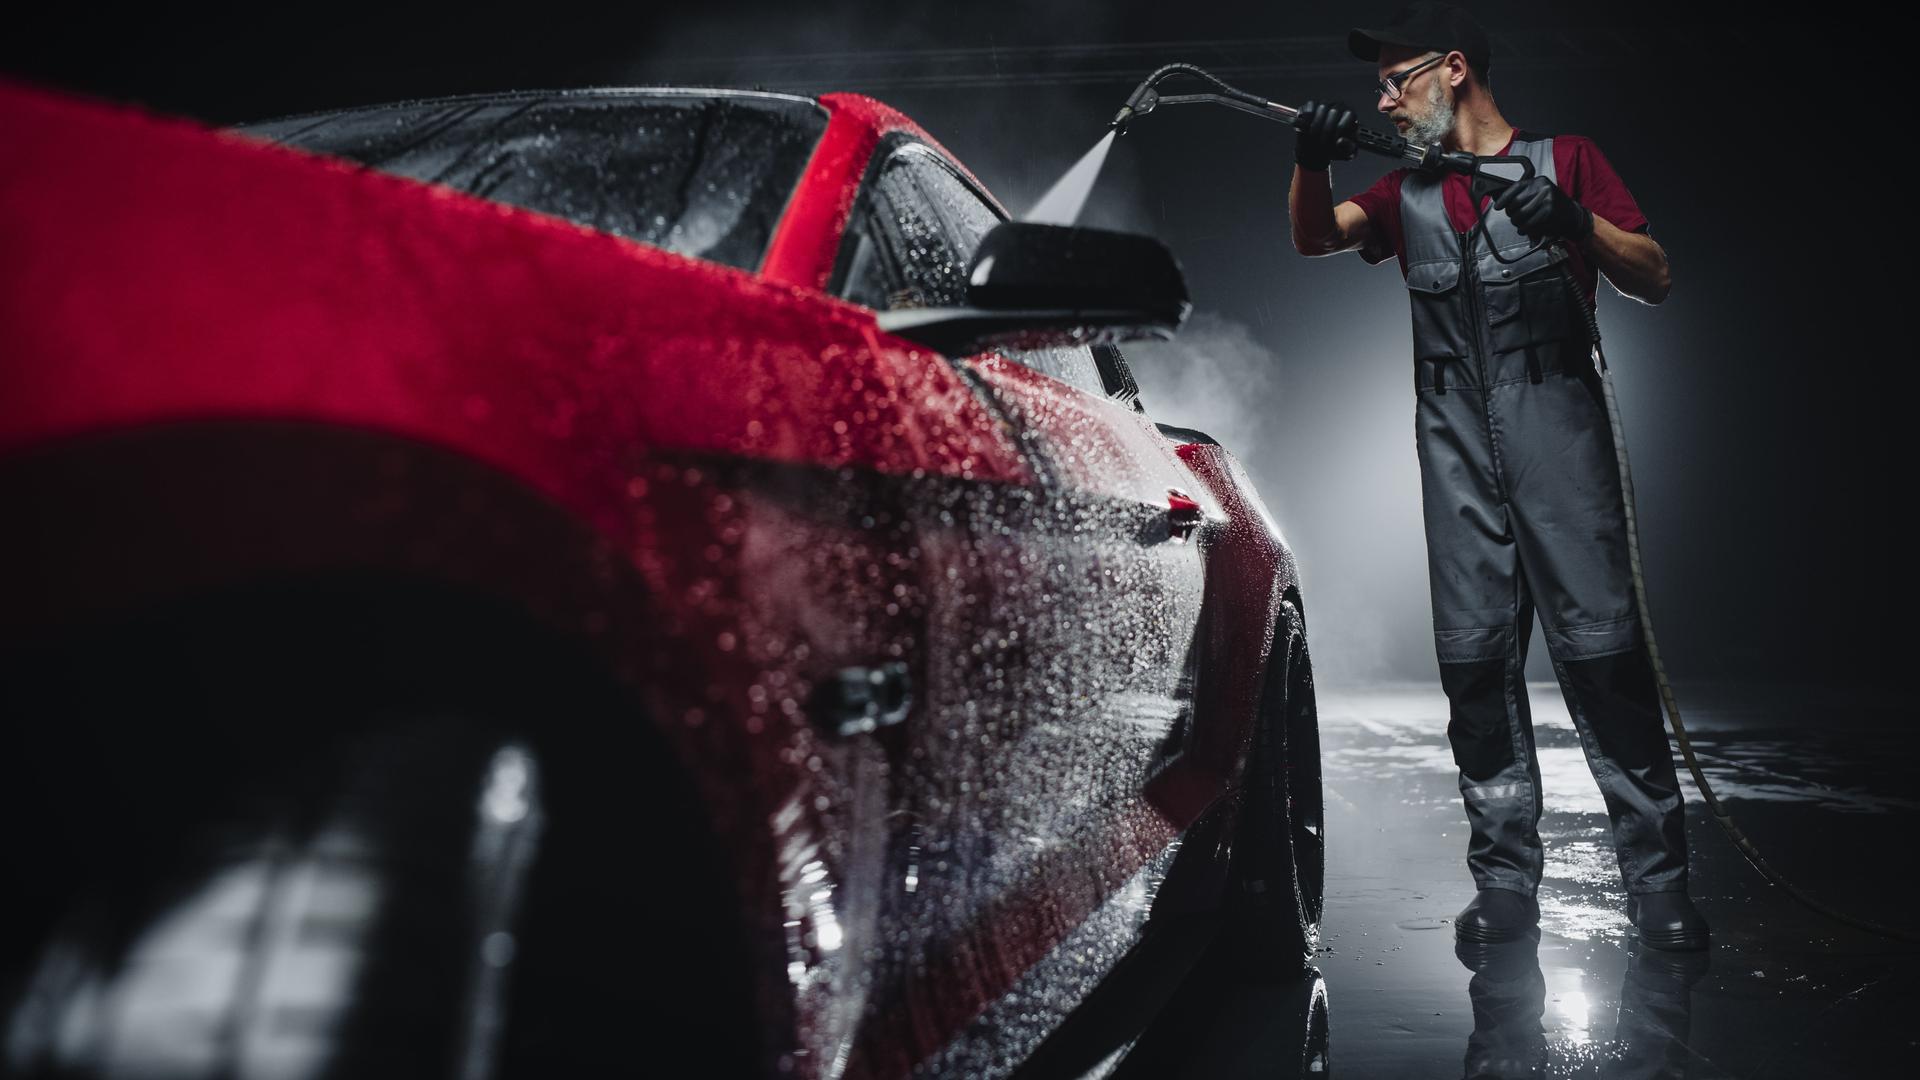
top-left (1221, 595), bottom-right (1324, 977)
top-left (1, 587), bottom-right (759, 1079)
top-left (4, 720), bottom-right (545, 1078)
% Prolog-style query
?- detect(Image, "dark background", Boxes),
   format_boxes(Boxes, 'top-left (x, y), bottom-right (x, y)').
top-left (7, 2), bottom-right (1905, 691)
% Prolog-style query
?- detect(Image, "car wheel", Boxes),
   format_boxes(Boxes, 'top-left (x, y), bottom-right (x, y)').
top-left (1, 591), bottom-right (761, 1078)
top-left (1222, 594), bottom-right (1324, 976)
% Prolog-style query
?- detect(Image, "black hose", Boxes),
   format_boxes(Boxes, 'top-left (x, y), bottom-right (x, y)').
top-left (1554, 259), bottom-right (1920, 944)
top-left (1134, 62), bottom-right (1271, 109)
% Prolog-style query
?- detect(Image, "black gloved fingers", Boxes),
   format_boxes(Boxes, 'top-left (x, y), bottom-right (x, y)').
top-left (1297, 99), bottom-right (1356, 134)
top-left (1296, 100), bottom-right (1358, 170)
top-left (1490, 176), bottom-right (1546, 241)
top-left (1293, 99), bottom-right (1326, 170)
top-left (1491, 175), bottom-right (1541, 213)
top-left (1504, 179), bottom-right (1592, 243)
top-left (1294, 99), bottom-right (1323, 140)
top-left (1308, 106), bottom-right (1347, 146)
top-left (1331, 119), bottom-right (1359, 161)
top-left (1510, 184), bottom-right (1553, 228)
top-left (1328, 104), bottom-right (1359, 157)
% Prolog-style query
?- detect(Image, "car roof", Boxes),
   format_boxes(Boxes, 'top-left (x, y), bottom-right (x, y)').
top-left (234, 85), bottom-right (1009, 291)
top-left (237, 85), bottom-right (827, 129)
top-left (237, 85), bottom-right (1004, 225)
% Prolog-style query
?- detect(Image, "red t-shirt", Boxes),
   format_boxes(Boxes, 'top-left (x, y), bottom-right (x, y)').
top-left (1345, 131), bottom-right (1649, 310)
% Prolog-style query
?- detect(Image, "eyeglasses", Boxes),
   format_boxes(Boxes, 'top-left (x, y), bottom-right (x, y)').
top-left (1377, 53), bottom-right (1448, 102)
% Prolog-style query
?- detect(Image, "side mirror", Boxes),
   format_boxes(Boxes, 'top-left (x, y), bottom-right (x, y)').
top-left (875, 222), bottom-right (1191, 356)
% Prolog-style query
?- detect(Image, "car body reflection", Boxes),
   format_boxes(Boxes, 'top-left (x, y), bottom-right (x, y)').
top-left (1003, 912), bottom-right (1332, 1079)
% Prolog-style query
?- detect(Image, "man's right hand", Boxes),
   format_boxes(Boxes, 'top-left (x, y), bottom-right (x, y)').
top-left (1294, 100), bottom-right (1358, 172)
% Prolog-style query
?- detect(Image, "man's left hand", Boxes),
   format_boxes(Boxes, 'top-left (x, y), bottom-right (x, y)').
top-left (1492, 176), bottom-right (1594, 244)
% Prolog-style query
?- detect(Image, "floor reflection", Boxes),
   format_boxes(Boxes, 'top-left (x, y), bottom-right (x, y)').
top-left (1315, 681), bottom-right (1918, 1077)
top-left (1459, 938), bottom-right (1708, 1079)
top-left (1053, 682), bottom-right (1916, 1078)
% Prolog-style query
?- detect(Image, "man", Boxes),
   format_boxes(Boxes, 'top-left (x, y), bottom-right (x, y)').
top-left (1288, 1), bottom-right (1709, 950)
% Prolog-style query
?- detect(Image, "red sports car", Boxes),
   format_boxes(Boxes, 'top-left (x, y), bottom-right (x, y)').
top-left (0, 83), bottom-right (1324, 1078)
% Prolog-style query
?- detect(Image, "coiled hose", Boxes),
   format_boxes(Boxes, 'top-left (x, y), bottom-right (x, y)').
top-left (1555, 260), bottom-right (1919, 943)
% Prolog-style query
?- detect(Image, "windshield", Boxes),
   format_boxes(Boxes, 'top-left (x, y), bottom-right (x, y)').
top-left (239, 90), bottom-right (828, 272)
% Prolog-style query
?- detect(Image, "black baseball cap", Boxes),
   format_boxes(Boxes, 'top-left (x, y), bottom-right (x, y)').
top-left (1349, 2), bottom-right (1493, 72)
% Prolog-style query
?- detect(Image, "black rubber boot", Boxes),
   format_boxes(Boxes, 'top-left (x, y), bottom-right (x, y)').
top-left (1455, 888), bottom-right (1540, 944)
top-left (1627, 891), bottom-right (1711, 951)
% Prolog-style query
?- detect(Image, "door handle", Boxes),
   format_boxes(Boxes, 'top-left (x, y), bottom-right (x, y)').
top-left (1166, 488), bottom-right (1201, 542)
top-left (811, 661), bottom-right (913, 738)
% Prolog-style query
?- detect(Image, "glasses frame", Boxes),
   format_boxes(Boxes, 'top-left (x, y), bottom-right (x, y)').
top-left (1377, 52), bottom-right (1449, 102)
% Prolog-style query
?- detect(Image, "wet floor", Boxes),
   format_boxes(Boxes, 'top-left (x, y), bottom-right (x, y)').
top-left (1118, 680), bottom-right (1920, 1078)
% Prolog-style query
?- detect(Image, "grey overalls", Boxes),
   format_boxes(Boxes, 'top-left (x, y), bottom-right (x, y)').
top-left (1400, 133), bottom-right (1688, 897)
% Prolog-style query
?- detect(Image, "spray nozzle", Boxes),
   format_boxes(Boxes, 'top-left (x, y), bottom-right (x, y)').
top-left (1111, 87), bottom-right (1159, 134)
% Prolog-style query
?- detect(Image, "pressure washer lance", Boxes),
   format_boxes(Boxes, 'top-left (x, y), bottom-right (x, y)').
top-left (1110, 62), bottom-right (1920, 945)
top-left (1114, 61), bottom-right (1470, 176)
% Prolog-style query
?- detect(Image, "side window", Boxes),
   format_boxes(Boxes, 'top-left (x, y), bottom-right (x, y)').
top-left (840, 154), bottom-right (973, 311)
top-left (838, 145), bottom-right (1110, 399)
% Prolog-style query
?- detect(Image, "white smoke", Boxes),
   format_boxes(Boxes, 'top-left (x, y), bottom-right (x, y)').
top-left (1125, 309), bottom-right (1434, 686)
top-left (1124, 311), bottom-right (1283, 460)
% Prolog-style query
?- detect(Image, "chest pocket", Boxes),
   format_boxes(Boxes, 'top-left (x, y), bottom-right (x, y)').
top-left (1405, 257), bottom-right (1468, 363)
top-left (1481, 246), bottom-right (1582, 356)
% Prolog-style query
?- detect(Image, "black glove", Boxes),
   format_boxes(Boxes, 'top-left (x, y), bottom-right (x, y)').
top-left (1491, 175), bottom-right (1594, 244)
top-left (1294, 100), bottom-right (1358, 172)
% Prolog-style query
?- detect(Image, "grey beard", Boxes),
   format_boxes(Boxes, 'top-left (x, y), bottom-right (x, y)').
top-left (1403, 83), bottom-right (1454, 148)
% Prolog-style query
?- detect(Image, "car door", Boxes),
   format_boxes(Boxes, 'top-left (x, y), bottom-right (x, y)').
top-left (832, 139), bottom-right (1218, 1066)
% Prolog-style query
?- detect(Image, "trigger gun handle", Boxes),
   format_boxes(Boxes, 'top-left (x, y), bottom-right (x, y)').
top-left (1467, 153), bottom-right (1534, 204)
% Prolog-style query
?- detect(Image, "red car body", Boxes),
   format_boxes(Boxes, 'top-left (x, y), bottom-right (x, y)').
top-left (0, 82), bottom-right (1317, 1077)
